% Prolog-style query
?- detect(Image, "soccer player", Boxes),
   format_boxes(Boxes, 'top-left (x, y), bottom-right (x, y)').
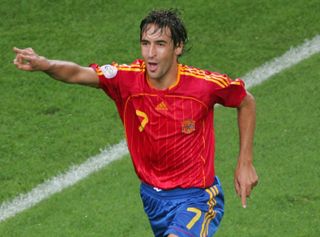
top-left (13, 9), bottom-right (258, 237)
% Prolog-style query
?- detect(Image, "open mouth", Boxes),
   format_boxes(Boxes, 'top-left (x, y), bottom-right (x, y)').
top-left (148, 62), bottom-right (158, 72)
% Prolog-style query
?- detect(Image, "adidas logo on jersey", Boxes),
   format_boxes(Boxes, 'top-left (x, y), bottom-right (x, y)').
top-left (155, 101), bottom-right (168, 111)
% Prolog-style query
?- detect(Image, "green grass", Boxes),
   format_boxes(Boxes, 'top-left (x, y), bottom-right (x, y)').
top-left (0, 156), bottom-right (152, 237)
top-left (0, 0), bottom-right (319, 236)
top-left (214, 53), bottom-right (320, 236)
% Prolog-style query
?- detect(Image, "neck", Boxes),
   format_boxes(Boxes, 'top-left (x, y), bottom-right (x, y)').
top-left (148, 64), bottom-right (179, 90)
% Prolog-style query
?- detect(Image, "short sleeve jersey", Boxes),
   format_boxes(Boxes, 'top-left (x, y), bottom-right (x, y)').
top-left (91, 60), bottom-right (246, 189)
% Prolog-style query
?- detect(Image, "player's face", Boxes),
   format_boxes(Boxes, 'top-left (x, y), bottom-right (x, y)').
top-left (140, 24), bottom-right (183, 84)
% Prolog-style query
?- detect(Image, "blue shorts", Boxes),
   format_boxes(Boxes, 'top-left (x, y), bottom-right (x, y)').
top-left (140, 177), bottom-right (224, 237)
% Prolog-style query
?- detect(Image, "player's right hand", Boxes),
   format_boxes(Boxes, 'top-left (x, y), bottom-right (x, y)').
top-left (13, 47), bottom-right (50, 72)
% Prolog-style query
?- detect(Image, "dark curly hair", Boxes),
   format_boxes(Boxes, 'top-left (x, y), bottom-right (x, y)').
top-left (140, 9), bottom-right (188, 56)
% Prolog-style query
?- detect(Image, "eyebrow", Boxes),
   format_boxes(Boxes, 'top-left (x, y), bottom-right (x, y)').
top-left (140, 39), bottom-right (168, 44)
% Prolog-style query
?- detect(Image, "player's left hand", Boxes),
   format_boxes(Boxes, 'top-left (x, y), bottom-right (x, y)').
top-left (234, 160), bottom-right (258, 208)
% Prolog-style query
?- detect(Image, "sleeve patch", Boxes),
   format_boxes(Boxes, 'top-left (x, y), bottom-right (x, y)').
top-left (100, 64), bottom-right (118, 79)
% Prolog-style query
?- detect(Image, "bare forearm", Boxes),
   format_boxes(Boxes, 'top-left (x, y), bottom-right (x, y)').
top-left (234, 92), bottom-right (258, 207)
top-left (44, 59), bottom-right (85, 83)
top-left (43, 59), bottom-right (99, 87)
top-left (13, 47), bottom-right (99, 87)
top-left (237, 92), bottom-right (256, 162)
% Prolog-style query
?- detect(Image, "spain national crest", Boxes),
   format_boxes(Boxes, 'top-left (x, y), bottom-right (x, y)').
top-left (181, 119), bottom-right (195, 134)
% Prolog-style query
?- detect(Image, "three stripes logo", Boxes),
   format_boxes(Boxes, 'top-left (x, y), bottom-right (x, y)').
top-left (155, 101), bottom-right (168, 111)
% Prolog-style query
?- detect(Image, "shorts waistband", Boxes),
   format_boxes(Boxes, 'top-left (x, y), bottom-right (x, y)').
top-left (140, 176), bottom-right (221, 198)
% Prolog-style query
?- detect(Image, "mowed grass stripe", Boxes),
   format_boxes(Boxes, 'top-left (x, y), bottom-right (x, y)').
top-left (0, 141), bottom-right (128, 222)
top-left (0, 34), bottom-right (319, 223)
top-left (243, 35), bottom-right (320, 88)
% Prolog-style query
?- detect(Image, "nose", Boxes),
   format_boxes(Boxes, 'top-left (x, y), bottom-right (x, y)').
top-left (148, 44), bottom-right (156, 58)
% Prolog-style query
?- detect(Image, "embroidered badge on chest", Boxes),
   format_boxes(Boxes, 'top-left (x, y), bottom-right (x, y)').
top-left (181, 119), bottom-right (196, 134)
top-left (100, 64), bottom-right (118, 79)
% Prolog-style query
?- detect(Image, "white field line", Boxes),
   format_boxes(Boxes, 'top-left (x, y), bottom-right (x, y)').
top-left (1, 35), bottom-right (320, 223)
top-left (0, 141), bottom-right (128, 222)
top-left (242, 35), bottom-right (320, 87)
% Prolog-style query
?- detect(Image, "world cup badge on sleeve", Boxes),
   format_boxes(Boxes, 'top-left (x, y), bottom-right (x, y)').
top-left (100, 64), bottom-right (118, 79)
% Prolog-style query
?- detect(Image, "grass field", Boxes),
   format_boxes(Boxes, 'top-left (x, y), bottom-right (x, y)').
top-left (1, 0), bottom-right (320, 236)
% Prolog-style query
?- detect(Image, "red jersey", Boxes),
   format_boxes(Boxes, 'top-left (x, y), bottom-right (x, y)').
top-left (91, 60), bottom-right (246, 189)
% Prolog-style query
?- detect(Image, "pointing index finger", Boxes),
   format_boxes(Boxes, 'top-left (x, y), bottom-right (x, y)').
top-left (13, 47), bottom-right (23, 53)
top-left (241, 186), bottom-right (247, 208)
top-left (13, 47), bottom-right (32, 55)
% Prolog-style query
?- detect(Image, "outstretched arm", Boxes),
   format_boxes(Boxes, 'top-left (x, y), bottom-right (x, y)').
top-left (234, 92), bottom-right (258, 208)
top-left (13, 47), bottom-right (99, 87)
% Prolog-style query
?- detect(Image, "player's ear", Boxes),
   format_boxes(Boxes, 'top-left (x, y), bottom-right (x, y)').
top-left (175, 43), bottom-right (183, 56)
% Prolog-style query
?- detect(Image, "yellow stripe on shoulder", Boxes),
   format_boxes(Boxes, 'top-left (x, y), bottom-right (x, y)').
top-left (230, 80), bottom-right (241, 86)
top-left (180, 71), bottom-right (227, 88)
top-left (117, 67), bottom-right (144, 72)
top-left (180, 65), bottom-right (232, 88)
top-left (116, 63), bottom-right (145, 72)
